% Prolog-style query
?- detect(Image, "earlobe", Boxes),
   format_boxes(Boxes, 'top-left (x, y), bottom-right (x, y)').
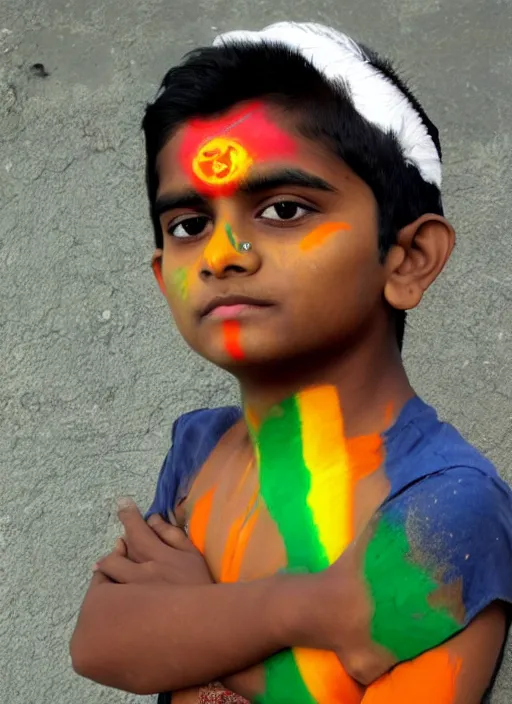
top-left (151, 250), bottom-right (166, 296)
top-left (384, 214), bottom-right (455, 311)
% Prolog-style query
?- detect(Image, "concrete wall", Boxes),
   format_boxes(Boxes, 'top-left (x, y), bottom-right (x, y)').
top-left (1, 0), bottom-right (510, 701)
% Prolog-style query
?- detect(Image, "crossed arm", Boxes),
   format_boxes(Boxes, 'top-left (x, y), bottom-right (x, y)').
top-left (70, 502), bottom-right (507, 702)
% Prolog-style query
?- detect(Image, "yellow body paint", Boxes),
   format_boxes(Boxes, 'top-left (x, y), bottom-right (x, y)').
top-left (298, 386), bottom-right (352, 562)
top-left (192, 136), bottom-right (253, 188)
top-left (294, 648), bottom-right (363, 704)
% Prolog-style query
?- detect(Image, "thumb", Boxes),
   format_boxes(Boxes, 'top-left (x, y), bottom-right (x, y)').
top-left (147, 514), bottom-right (195, 551)
top-left (114, 537), bottom-right (127, 556)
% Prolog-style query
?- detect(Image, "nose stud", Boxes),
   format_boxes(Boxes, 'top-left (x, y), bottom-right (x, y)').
top-left (239, 241), bottom-right (252, 252)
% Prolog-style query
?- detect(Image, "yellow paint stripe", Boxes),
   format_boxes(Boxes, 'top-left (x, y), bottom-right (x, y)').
top-left (294, 647), bottom-right (363, 704)
top-left (298, 386), bottom-right (352, 563)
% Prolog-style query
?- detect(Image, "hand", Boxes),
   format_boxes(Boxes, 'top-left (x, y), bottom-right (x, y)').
top-left (94, 498), bottom-right (213, 586)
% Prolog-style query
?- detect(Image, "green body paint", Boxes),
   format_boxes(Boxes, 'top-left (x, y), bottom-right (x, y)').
top-left (255, 651), bottom-right (316, 704)
top-left (364, 516), bottom-right (462, 661)
top-left (255, 397), bottom-right (329, 704)
top-left (256, 397), bottom-right (327, 572)
top-left (225, 223), bottom-right (239, 251)
top-left (172, 267), bottom-right (188, 300)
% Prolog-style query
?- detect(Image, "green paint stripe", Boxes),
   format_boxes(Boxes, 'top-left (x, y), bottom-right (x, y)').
top-left (225, 223), bottom-right (238, 251)
top-left (257, 397), bottom-right (327, 572)
top-left (256, 651), bottom-right (316, 704)
top-left (364, 516), bottom-right (462, 661)
top-left (172, 267), bottom-right (188, 300)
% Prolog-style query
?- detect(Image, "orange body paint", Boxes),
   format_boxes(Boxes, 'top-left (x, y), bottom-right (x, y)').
top-left (188, 486), bottom-right (216, 554)
top-left (223, 320), bottom-right (244, 360)
top-left (299, 222), bottom-right (351, 251)
top-left (179, 102), bottom-right (296, 196)
top-left (362, 647), bottom-right (462, 704)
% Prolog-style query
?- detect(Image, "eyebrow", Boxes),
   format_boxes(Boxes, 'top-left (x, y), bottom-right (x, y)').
top-left (238, 168), bottom-right (337, 195)
top-left (152, 191), bottom-right (209, 218)
top-left (152, 168), bottom-right (337, 219)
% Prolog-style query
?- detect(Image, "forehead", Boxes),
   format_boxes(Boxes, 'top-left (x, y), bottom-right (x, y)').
top-left (156, 102), bottom-right (302, 194)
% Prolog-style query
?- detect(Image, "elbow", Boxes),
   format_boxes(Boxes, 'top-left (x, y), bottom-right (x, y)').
top-left (69, 626), bottom-right (107, 684)
top-left (70, 631), bottom-right (96, 681)
top-left (69, 625), bottom-right (163, 695)
top-left (341, 647), bottom-right (393, 687)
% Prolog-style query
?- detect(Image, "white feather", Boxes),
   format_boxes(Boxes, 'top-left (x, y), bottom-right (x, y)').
top-left (213, 22), bottom-right (442, 188)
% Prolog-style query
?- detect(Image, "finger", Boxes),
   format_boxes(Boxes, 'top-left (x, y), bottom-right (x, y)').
top-left (94, 552), bottom-right (143, 584)
top-left (113, 537), bottom-right (127, 556)
top-left (117, 497), bottom-right (165, 562)
top-left (147, 514), bottom-right (195, 551)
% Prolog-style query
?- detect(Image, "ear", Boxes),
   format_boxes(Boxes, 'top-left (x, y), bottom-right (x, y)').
top-left (151, 249), bottom-right (166, 296)
top-left (384, 214), bottom-right (455, 311)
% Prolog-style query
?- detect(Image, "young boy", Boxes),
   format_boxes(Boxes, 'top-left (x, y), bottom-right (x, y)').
top-left (70, 21), bottom-right (512, 704)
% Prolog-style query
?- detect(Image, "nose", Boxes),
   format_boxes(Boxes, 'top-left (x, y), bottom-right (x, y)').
top-left (200, 221), bottom-right (260, 280)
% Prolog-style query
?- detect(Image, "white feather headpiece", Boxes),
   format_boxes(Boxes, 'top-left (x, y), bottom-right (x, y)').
top-left (213, 22), bottom-right (442, 188)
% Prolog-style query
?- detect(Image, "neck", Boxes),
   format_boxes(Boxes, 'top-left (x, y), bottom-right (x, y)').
top-left (238, 333), bottom-right (413, 439)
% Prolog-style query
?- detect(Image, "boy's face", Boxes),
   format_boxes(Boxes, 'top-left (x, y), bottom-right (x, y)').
top-left (152, 102), bottom-right (388, 368)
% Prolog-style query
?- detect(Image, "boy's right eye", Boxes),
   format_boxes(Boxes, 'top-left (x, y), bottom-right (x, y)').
top-left (168, 215), bottom-right (212, 239)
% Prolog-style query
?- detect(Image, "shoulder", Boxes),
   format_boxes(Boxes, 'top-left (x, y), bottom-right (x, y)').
top-left (385, 396), bottom-right (504, 492)
top-left (381, 464), bottom-right (512, 625)
top-left (145, 406), bottom-right (242, 519)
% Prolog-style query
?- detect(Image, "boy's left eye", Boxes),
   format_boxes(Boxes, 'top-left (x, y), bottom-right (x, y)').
top-left (258, 201), bottom-right (315, 222)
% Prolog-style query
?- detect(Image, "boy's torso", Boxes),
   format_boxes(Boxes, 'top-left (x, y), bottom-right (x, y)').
top-left (178, 418), bottom-right (392, 582)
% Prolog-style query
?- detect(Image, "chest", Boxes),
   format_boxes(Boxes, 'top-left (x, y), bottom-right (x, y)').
top-left (180, 422), bottom-right (390, 583)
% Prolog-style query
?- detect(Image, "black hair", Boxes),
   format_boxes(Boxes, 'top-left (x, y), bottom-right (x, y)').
top-left (142, 38), bottom-right (444, 348)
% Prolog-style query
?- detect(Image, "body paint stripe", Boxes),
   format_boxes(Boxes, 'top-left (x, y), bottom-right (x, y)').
top-left (225, 223), bottom-right (239, 251)
top-left (364, 516), bottom-right (462, 661)
top-left (221, 501), bottom-right (260, 583)
top-left (188, 486), bottom-right (216, 554)
top-left (223, 320), bottom-right (244, 360)
top-left (298, 386), bottom-right (352, 563)
top-left (256, 651), bottom-right (317, 704)
top-left (345, 434), bottom-right (383, 483)
top-left (294, 647), bottom-right (363, 704)
top-left (362, 647), bottom-right (462, 703)
top-left (300, 222), bottom-right (351, 251)
top-left (172, 267), bottom-right (189, 300)
top-left (257, 395), bottom-right (325, 571)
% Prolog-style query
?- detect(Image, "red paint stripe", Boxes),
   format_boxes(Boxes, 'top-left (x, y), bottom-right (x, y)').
top-left (223, 320), bottom-right (244, 360)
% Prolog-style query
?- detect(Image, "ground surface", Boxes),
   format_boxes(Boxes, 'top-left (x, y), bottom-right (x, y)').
top-left (1, 0), bottom-right (511, 702)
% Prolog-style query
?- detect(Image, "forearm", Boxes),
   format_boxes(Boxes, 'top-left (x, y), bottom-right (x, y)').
top-left (70, 574), bottom-right (317, 694)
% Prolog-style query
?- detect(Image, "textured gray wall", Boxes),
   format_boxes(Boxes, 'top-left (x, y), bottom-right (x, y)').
top-left (1, 0), bottom-right (511, 702)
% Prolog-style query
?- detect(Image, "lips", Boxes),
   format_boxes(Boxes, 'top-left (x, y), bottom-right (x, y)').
top-left (200, 295), bottom-right (274, 318)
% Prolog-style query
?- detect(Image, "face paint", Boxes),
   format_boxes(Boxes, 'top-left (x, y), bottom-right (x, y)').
top-left (254, 386), bottom-right (384, 704)
top-left (362, 647), bottom-right (462, 704)
top-left (364, 515), bottom-right (463, 661)
top-left (224, 223), bottom-right (239, 252)
top-left (202, 220), bottom-right (242, 272)
top-left (299, 222), bottom-right (351, 252)
top-left (179, 102), bottom-right (297, 196)
top-left (172, 266), bottom-right (189, 300)
top-left (223, 320), bottom-right (244, 360)
top-left (192, 137), bottom-right (253, 189)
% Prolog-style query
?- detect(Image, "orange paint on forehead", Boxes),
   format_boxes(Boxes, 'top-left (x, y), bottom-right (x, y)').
top-left (179, 102), bottom-right (296, 196)
top-left (300, 221), bottom-right (351, 252)
top-left (362, 647), bottom-right (462, 704)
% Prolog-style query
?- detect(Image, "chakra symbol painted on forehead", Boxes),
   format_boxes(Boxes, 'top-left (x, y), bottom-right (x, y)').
top-left (192, 137), bottom-right (252, 187)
